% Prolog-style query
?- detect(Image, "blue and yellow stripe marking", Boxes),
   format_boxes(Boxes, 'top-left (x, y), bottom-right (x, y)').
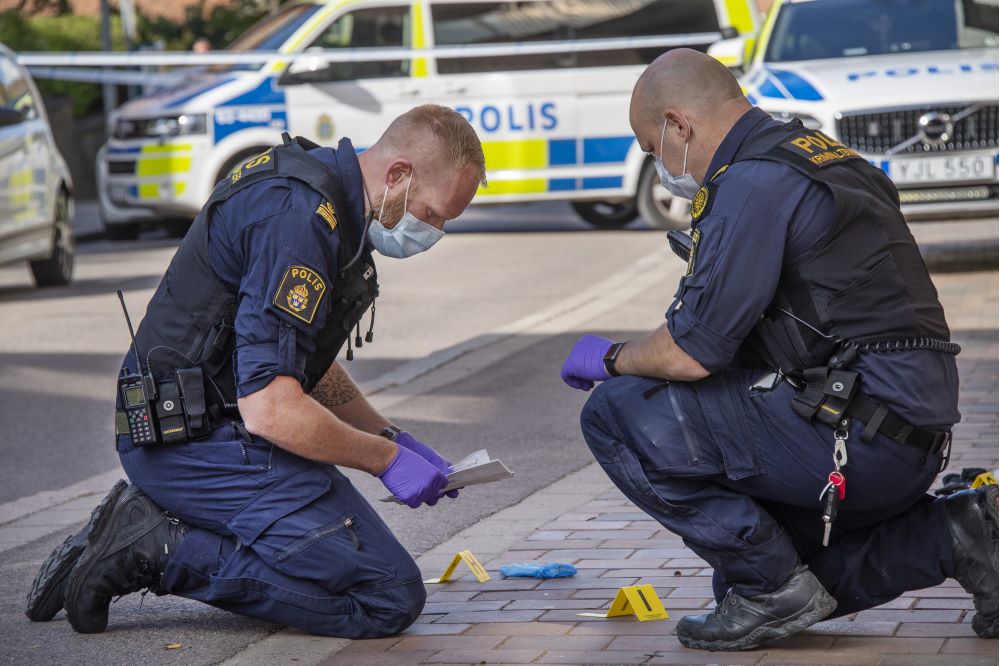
top-left (480, 135), bottom-right (634, 194)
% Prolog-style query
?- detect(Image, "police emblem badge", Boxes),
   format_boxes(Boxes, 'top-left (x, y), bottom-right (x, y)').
top-left (273, 264), bottom-right (327, 324)
top-left (287, 283), bottom-right (310, 312)
top-left (691, 186), bottom-right (709, 220)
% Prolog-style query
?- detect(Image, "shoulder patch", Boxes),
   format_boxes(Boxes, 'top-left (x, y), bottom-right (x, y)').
top-left (780, 130), bottom-right (861, 167)
top-left (316, 201), bottom-right (338, 231)
top-left (273, 264), bottom-right (327, 324)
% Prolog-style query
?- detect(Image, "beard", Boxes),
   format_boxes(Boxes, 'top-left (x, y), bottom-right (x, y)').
top-left (374, 187), bottom-right (407, 230)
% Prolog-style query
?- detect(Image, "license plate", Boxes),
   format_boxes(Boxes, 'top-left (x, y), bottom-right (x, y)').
top-left (109, 185), bottom-right (129, 203)
top-left (890, 154), bottom-right (996, 185)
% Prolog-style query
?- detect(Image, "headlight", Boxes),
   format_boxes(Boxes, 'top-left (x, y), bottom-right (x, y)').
top-left (768, 111), bottom-right (823, 130)
top-left (114, 114), bottom-right (208, 139)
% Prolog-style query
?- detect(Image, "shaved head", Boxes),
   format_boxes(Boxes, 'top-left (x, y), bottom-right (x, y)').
top-left (630, 48), bottom-right (752, 184)
top-left (633, 48), bottom-right (745, 126)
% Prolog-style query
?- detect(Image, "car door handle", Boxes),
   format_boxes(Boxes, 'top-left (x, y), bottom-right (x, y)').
top-left (444, 84), bottom-right (467, 95)
top-left (399, 86), bottom-right (421, 97)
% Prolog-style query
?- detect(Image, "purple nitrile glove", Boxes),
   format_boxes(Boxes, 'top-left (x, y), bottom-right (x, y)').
top-left (396, 431), bottom-right (460, 499)
top-left (378, 446), bottom-right (449, 509)
top-left (560, 334), bottom-right (613, 391)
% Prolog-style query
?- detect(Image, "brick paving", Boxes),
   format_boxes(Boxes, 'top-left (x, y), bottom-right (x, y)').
top-left (323, 271), bottom-right (998, 666)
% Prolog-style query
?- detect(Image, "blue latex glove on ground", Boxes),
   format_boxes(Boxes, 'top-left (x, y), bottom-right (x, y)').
top-left (396, 431), bottom-right (460, 499)
top-left (560, 334), bottom-right (613, 391)
top-left (378, 446), bottom-right (449, 508)
top-left (499, 562), bottom-right (577, 579)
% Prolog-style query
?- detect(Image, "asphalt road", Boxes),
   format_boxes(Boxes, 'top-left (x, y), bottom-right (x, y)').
top-left (0, 201), bottom-right (995, 664)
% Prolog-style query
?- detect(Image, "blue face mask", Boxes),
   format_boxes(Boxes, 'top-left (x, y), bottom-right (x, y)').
top-left (654, 117), bottom-right (700, 200)
top-left (366, 173), bottom-right (445, 259)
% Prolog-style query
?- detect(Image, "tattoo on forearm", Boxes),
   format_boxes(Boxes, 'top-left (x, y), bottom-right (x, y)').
top-left (310, 370), bottom-right (360, 408)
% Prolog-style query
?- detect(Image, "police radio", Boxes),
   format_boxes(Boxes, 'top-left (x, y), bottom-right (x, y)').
top-left (116, 290), bottom-right (160, 446)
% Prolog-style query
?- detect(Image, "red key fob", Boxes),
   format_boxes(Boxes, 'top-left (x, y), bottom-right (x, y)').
top-left (828, 471), bottom-right (846, 501)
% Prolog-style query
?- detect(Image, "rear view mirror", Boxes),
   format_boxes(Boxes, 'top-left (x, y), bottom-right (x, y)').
top-left (0, 107), bottom-right (26, 128)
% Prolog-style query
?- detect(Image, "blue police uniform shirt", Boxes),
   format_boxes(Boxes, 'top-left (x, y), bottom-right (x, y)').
top-left (666, 107), bottom-right (959, 427)
top-left (207, 138), bottom-right (368, 398)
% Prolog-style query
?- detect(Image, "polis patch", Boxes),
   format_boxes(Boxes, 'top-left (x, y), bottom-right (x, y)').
top-left (781, 130), bottom-right (861, 167)
top-left (273, 264), bottom-right (327, 324)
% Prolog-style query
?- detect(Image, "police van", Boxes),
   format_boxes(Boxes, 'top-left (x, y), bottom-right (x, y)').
top-left (97, 0), bottom-right (759, 238)
top-left (708, 0), bottom-right (999, 220)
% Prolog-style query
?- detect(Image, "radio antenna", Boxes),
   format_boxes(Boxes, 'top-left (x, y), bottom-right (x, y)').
top-left (116, 289), bottom-right (147, 374)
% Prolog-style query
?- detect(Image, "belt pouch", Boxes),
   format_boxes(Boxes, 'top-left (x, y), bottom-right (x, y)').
top-left (176, 367), bottom-right (210, 439)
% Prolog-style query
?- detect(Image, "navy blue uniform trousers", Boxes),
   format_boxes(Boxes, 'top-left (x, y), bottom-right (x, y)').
top-left (118, 426), bottom-right (425, 638)
top-left (581, 371), bottom-right (955, 615)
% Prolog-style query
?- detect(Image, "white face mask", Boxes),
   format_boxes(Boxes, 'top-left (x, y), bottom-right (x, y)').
top-left (366, 173), bottom-right (445, 259)
top-left (654, 117), bottom-right (700, 200)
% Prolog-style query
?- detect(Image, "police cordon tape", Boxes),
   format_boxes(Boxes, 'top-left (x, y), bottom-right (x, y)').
top-left (18, 32), bottom-right (722, 85)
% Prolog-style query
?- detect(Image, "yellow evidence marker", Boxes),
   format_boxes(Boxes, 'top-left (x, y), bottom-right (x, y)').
top-left (578, 584), bottom-right (670, 622)
top-left (971, 472), bottom-right (998, 489)
top-left (424, 550), bottom-right (491, 584)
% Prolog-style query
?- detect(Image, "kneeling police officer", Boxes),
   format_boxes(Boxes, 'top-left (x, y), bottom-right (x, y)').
top-left (561, 50), bottom-right (997, 651)
top-left (25, 105), bottom-right (487, 637)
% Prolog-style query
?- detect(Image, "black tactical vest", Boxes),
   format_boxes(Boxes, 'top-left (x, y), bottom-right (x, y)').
top-left (132, 135), bottom-right (379, 413)
top-left (694, 121), bottom-right (952, 375)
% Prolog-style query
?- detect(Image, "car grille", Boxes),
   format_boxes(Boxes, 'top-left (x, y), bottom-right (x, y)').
top-left (836, 104), bottom-right (998, 155)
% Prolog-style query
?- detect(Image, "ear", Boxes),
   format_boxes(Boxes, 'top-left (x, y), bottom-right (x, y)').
top-left (385, 159), bottom-right (413, 187)
top-left (664, 110), bottom-right (690, 141)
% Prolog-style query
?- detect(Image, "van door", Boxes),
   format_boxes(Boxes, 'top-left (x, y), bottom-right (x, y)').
top-left (279, 3), bottom-right (425, 150)
top-left (424, 0), bottom-right (727, 202)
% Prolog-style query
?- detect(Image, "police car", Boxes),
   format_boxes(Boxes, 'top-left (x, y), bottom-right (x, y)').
top-left (97, 0), bottom-right (759, 238)
top-left (708, 0), bottom-right (999, 220)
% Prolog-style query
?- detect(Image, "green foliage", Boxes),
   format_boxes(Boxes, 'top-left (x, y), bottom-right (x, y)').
top-left (0, 0), bottom-right (277, 118)
top-left (0, 11), bottom-right (126, 116)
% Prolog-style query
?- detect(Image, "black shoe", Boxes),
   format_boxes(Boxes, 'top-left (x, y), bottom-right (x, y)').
top-left (63, 484), bottom-right (186, 634)
top-left (24, 479), bottom-right (129, 622)
top-left (676, 565), bottom-right (837, 651)
top-left (945, 484), bottom-right (998, 638)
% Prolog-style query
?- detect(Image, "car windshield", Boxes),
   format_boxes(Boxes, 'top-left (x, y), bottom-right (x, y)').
top-left (210, 3), bottom-right (323, 72)
top-left (765, 0), bottom-right (999, 62)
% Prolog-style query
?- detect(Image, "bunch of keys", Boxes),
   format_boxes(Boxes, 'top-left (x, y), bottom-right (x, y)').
top-left (819, 421), bottom-right (850, 547)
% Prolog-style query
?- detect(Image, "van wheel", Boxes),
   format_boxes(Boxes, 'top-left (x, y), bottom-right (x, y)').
top-left (637, 161), bottom-right (691, 230)
top-left (571, 201), bottom-right (638, 229)
top-left (164, 218), bottom-right (193, 238)
top-left (30, 191), bottom-right (75, 287)
top-left (105, 223), bottom-right (140, 241)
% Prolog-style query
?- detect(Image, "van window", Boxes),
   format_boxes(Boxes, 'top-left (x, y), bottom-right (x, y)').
top-left (213, 3), bottom-right (324, 72)
top-left (304, 6), bottom-right (411, 80)
top-left (431, 0), bottom-right (720, 74)
top-left (766, 0), bottom-right (999, 63)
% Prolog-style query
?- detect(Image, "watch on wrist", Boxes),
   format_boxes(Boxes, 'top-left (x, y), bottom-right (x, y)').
top-left (379, 425), bottom-right (402, 441)
top-left (603, 342), bottom-right (625, 378)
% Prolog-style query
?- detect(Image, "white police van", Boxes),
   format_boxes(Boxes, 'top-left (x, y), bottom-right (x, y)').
top-left (97, 0), bottom-right (759, 238)
top-left (709, 0), bottom-right (999, 220)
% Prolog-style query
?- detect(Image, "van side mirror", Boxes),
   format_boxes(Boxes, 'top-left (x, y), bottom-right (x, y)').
top-left (278, 52), bottom-right (341, 86)
top-left (0, 107), bottom-right (26, 128)
top-left (708, 36), bottom-right (750, 73)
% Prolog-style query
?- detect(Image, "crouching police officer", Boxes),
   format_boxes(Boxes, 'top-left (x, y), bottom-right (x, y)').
top-left (25, 105), bottom-right (487, 637)
top-left (561, 50), bottom-right (997, 651)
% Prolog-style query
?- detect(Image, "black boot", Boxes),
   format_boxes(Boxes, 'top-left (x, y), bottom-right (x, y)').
top-left (24, 479), bottom-right (129, 622)
top-left (676, 565), bottom-right (837, 651)
top-left (63, 484), bottom-right (186, 634)
top-left (944, 484), bottom-right (998, 638)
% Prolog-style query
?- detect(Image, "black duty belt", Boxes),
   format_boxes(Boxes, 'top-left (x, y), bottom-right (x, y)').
top-left (790, 366), bottom-right (952, 468)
